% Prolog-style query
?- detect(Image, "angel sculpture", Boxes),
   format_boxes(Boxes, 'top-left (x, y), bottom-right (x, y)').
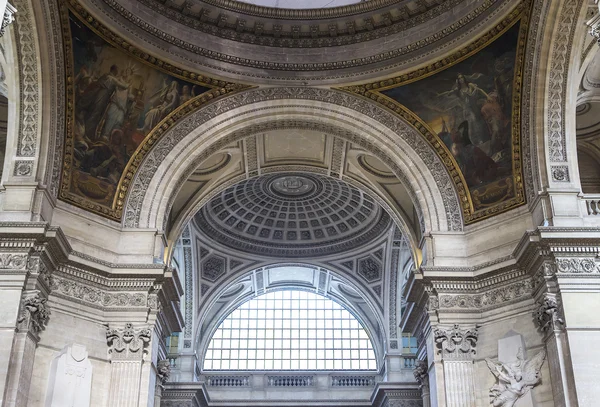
top-left (485, 348), bottom-right (546, 407)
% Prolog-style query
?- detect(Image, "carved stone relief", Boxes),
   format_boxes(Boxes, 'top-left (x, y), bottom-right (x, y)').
top-left (106, 323), bottom-right (151, 361)
top-left (485, 348), bottom-right (546, 407)
top-left (533, 294), bottom-right (565, 332)
top-left (433, 324), bottom-right (478, 359)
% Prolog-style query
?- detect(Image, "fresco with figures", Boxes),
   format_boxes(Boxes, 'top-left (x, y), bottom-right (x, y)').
top-left (63, 11), bottom-right (210, 214)
top-left (379, 22), bottom-right (524, 220)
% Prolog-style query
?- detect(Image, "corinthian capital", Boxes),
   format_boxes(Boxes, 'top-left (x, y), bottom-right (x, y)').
top-left (16, 292), bottom-right (50, 336)
top-left (106, 323), bottom-right (152, 361)
top-left (433, 324), bottom-right (478, 358)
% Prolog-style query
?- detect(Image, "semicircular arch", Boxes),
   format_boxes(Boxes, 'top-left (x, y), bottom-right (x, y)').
top-left (194, 262), bottom-right (389, 368)
top-left (124, 88), bottom-right (463, 248)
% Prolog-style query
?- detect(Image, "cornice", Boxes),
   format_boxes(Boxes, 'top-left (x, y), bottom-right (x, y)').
top-left (84, 0), bottom-right (515, 80)
top-left (199, 0), bottom-right (396, 19)
top-left (124, 0), bottom-right (466, 47)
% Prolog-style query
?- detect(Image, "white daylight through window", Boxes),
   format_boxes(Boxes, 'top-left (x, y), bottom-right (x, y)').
top-left (203, 290), bottom-right (377, 371)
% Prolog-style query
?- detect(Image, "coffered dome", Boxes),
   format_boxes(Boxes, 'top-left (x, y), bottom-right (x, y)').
top-left (193, 173), bottom-right (391, 257)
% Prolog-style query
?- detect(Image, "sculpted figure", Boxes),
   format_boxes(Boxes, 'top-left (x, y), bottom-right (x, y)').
top-left (485, 348), bottom-right (546, 407)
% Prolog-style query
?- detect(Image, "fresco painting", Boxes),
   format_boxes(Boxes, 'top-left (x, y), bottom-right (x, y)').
top-left (382, 23), bottom-right (521, 211)
top-left (68, 12), bottom-right (210, 208)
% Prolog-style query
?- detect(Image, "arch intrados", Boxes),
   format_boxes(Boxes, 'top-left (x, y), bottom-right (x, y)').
top-left (194, 262), bottom-right (387, 367)
top-left (146, 112), bottom-right (439, 237)
top-left (125, 89), bottom-right (461, 240)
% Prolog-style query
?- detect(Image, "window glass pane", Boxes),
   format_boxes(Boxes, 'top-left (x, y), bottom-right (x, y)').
top-left (203, 290), bottom-right (377, 371)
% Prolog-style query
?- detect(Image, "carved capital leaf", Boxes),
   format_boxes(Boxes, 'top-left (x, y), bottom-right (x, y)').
top-left (17, 292), bottom-right (50, 335)
top-left (533, 294), bottom-right (565, 332)
top-left (433, 324), bottom-right (478, 359)
top-left (106, 323), bottom-right (152, 361)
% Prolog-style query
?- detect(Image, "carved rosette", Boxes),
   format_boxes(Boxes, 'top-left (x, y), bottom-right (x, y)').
top-left (433, 324), bottom-right (478, 359)
top-left (106, 323), bottom-right (152, 361)
top-left (413, 360), bottom-right (429, 388)
top-left (17, 293), bottom-right (50, 336)
top-left (534, 294), bottom-right (565, 333)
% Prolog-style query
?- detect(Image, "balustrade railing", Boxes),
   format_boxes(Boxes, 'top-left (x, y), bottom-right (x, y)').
top-left (403, 355), bottom-right (417, 368)
top-left (584, 195), bottom-right (600, 215)
top-left (206, 376), bottom-right (250, 387)
top-left (267, 375), bottom-right (314, 387)
top-left (331, 376), bottom-right (376, 387)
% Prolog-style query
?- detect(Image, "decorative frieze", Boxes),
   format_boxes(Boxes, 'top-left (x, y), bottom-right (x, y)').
top-left (555, 257), bottom-right (598, 274)
top-left (53, 277), bottom-right (147, 308)
top-left (106, 323), bottom-right (151, 361)
top-left (16, 292), bottom-right (50, 335)
top-left (0, 253), bottom-right (28, 269)
top-left (433, 324), bottom-right (478, 358)
top-left (534, 294), bottom-right (565, 332)
top-left (438, 279), bottom-right (533, 311)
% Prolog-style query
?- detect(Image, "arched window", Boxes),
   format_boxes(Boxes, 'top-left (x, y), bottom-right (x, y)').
top-left (203, 290), bottom-right (377, 371)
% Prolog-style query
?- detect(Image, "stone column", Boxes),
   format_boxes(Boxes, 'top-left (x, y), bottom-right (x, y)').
top-left (414, 360), bottom-right (430, 407)
top-left (533, 289), bottom-right (578, 407)
top-left (432, 324), bottom-right (478, 407)
top-left (106, 323), bottom-right (152, 407)
top-left (3, 292), bottom-right (50, 407)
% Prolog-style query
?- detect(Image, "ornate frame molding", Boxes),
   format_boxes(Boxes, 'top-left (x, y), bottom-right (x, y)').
top-left (57, 0), bottom-right (249, 220)
top-left (340, 1), bottom-right (530, 224)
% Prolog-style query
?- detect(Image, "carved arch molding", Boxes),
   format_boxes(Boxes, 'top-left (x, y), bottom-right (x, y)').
top-left (19, 0), bottom-right (585, 233)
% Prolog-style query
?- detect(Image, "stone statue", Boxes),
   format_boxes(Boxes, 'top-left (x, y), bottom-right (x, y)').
top-left (485, 348), bottom-right (546, 407)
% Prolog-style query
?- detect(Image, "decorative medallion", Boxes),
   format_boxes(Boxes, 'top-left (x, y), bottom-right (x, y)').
top-left (341, 2), bottom-right (530, 224)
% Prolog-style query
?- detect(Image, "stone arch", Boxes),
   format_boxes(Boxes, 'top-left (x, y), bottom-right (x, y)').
top-left (533, 0), bottom-right (590, 190)
top-left (124, 88), bottom-right (463, 246)
top-left (193, 261), bottom-right (389, 366)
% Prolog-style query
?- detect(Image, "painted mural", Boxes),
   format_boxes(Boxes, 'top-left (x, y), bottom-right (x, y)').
top-left (380, 22), bottom-right (524, 219)
top-left (63, 10), bottom-right (210, 214)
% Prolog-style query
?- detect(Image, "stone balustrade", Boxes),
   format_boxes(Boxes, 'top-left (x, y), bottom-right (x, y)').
top-left (331, 376), bottom-right (376, 386)
top-left (584, 195), bottom-right (600, 215)
top-left (206, 375), bottom-right (250, 387)
top-left (403, 355), bottom-right (417, 368)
